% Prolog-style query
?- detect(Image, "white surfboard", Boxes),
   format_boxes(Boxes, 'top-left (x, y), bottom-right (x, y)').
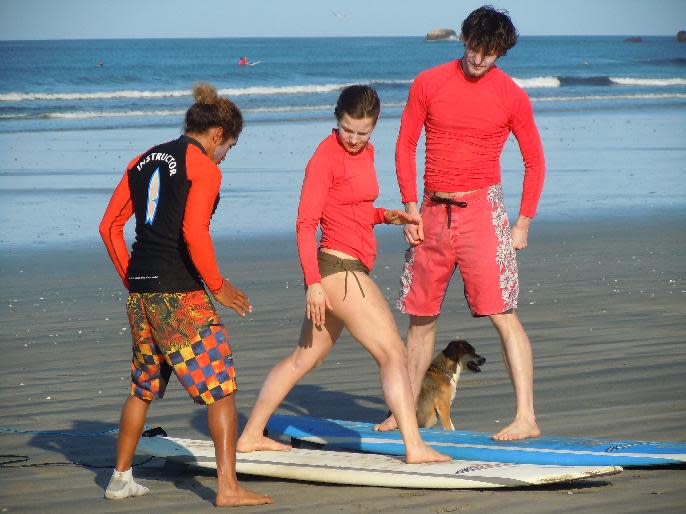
top-left (137, 435), bottom-right (621, 489)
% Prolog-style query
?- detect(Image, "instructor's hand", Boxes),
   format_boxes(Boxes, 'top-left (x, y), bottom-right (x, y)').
top-left (402, 202), bottom-right (424, 246)
top-left (306, 282), bottom-right (332, 329)
top-left (212, 278), bottom-right (252, 317)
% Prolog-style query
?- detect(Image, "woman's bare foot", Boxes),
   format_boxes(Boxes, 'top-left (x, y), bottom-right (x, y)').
top-left (236, 434), bottom-right (291, 453)
top-left (373, 414), bottom-right (398, 432)
top-left (492, 417), bottom-right (541, 441)
top-left (405, 444), bottom-right (451, 464)
top-left (216, 485), bottom-right (273, 507)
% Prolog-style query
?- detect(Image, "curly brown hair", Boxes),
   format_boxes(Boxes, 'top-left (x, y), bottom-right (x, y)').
top-left (461, 5), bottom-right (518, 57)
top-left (184, 82), bottom-right (243, 141)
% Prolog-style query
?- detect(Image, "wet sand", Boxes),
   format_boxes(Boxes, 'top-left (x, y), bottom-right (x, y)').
top-left (1, 213), bottom-right (685, 513)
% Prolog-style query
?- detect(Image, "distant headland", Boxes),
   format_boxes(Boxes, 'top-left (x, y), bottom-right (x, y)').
top-left (426, 28), bottom-right (459, 41)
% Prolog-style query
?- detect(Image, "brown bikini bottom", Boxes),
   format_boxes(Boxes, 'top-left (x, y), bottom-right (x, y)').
top-left (318, 251), bottom-right (369, 300)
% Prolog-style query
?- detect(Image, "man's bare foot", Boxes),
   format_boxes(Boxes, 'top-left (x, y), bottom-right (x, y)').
top-left (216, 485), bottom-right (273, 507)
top-left (405, 444), bottom-right (451, 464)
top-left (373, 414), bottom-right (398, 432)
top-left (492, 418), bottom-right (541, 441)
top-left (236, 434), bottom-right (291, 453)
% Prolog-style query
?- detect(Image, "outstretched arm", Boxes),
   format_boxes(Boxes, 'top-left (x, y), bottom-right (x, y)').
top-left (383, 209), bottom-right (421, 226)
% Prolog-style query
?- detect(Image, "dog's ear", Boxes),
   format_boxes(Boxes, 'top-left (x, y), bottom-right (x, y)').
top-left (460, 340), bottom-right (477, 355)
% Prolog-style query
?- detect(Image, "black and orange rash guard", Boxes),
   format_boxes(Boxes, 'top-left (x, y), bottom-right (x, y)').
top-left (99, 135), bottom-right (224, 293)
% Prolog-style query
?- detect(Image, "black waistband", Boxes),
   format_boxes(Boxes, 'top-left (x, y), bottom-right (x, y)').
top-left (429, 194), bottom-right (467, 228)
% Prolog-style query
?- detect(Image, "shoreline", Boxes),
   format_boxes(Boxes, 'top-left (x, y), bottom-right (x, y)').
top-left (1, 105), bottom-right (685, 249)
top-left (2, 205), bottom-right (685, 255)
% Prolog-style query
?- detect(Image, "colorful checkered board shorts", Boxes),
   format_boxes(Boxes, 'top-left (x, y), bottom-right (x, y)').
top-left (397, 184), bottom-right (519, 317)
top-left (126, 290), bottom-right (237, 405)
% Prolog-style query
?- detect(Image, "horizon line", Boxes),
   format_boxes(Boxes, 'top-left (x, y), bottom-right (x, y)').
top-left (0, 33), bottom-right (682, 43)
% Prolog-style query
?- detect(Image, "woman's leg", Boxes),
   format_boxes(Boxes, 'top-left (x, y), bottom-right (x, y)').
top-left (237, 315), bottom-right (344, 452)
top-left (322, 272), bottom-right (450, 464)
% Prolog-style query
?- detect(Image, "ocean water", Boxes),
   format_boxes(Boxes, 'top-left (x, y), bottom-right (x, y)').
top-left (0, 37), bottom-right (684, 248)
top-left (1, 36), bottom-right (685, 132)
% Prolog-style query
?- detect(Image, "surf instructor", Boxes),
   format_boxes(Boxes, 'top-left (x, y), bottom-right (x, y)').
top-left (99, 82), bottom-right (272, 507)
top-left (381, 6), bottom-right (545, 441)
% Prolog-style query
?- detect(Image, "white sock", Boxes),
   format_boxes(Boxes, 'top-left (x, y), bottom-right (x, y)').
top-left (104, 467), bottom-right (150, 500)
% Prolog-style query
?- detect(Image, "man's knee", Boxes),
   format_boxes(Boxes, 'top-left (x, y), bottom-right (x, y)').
top-left (490, 309), bottom-right (530, 340)
top-left (408, 315), bottom-right (439, 336)
top-left (490, 309), bottom-right (517, 324)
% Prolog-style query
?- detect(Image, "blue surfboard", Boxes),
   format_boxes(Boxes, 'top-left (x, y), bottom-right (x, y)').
top-left (266, 414), bottom-right (686, 467)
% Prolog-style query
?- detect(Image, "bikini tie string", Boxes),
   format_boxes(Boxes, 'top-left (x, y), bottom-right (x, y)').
top-left (343, 269), bottom-right (365, 301)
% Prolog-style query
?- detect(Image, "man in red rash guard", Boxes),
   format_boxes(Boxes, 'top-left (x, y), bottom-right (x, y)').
top-left (99, 83), bottom-right (272, 507)
top-left (388, 6), bottom-right (545, 441)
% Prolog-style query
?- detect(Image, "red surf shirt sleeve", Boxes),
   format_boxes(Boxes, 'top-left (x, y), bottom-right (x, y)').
top-left (509, 90), bottom-right (546, 217)
top-left (99, 158), bottom-right (137, 289)
top-left (296, 147), bottom-right (334, 285)
top-left (373, 207), bottom-right (388, 225)
top-left (395, 77), bottom-right (428, 204)
top-left (183, 146), bottom-right (224, 294)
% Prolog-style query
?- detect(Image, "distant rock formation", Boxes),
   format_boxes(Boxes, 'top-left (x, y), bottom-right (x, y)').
top-left (623, 36), bottom-right (642, 43)
top-left (677, 31), bottom-right (686, 42)
top-left (426, 28), bottom-right (458, 41)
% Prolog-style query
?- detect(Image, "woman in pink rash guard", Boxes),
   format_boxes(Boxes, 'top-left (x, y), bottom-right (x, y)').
top-left (237, 85), bottom-right (450, 465)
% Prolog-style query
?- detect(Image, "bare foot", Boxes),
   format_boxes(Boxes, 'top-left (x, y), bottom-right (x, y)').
top-left (373, 414), bottom-right (398, 432)
top-left (405, 444), bottom-right (451, 464)
top-left (492, 418), bottom-right (541, 441)
top-left (236, 434), bottom-right (291, 453)
top-left (216, 485), bottom-right (273, 507)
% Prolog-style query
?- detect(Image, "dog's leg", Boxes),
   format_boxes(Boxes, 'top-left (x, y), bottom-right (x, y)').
top-left (446, 406), bottom-right (455, 431)
top-left (416, 401), bottom-right (438, 428)
top-left (435, 399), bottom-right (454, 431)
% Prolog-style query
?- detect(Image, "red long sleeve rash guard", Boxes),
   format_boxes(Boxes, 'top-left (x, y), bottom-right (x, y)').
top-left (396, 60), bottom-right (545, 218)
top-left (296, 131), bottom-right (388, 286)
top-left (99, 141), bottom-right (224, 293)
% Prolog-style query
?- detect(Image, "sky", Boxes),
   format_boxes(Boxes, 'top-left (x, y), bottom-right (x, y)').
top-left (1, 0), bottom-right (685, 40)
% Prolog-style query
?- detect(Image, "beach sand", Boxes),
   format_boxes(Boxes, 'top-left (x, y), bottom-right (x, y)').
top-left (1, 213), bottom-right (684, 513)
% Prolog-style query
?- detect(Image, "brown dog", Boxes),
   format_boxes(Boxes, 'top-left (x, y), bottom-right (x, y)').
top-left (415, 339), bottom-right (485, 430)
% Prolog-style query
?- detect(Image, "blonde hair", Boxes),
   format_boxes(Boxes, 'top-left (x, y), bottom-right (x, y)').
top-left (184, 82), bottom-right (243, 140)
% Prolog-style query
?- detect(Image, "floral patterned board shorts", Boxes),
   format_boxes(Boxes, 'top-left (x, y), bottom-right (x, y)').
top-left (397, 184), bottom-right (519, 317)
top-left (126, 290), bottom-right (237, 405)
